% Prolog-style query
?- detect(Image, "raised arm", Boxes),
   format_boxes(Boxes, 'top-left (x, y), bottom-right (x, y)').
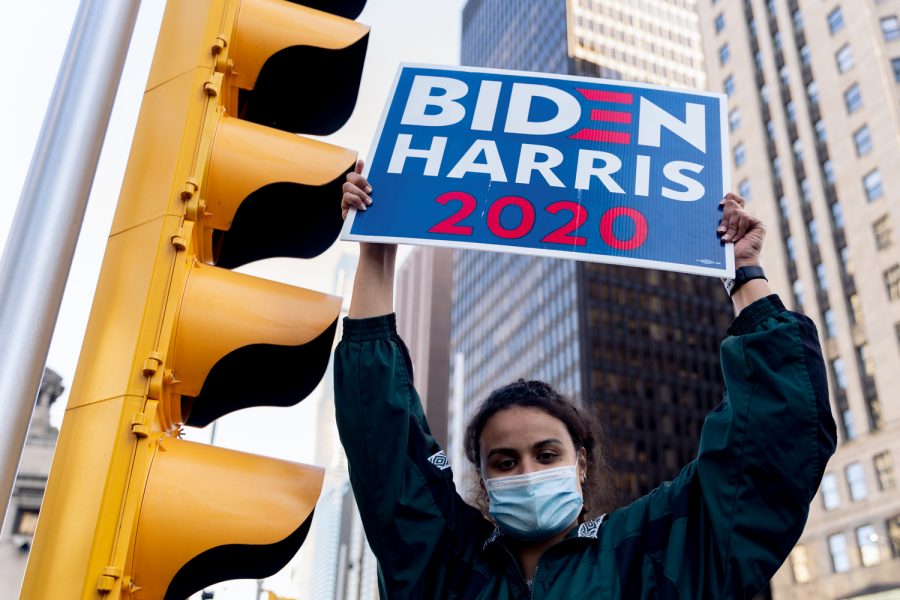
top-left (342, 160), bottom-right (397, 319)
top-left (597, 194), bottom-right (838, 598)
top-left (335, 165), bottom-right (494, 597)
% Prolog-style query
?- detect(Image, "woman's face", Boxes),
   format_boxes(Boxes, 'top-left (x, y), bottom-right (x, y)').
top-left (479, 406), bottom-right (585, 488)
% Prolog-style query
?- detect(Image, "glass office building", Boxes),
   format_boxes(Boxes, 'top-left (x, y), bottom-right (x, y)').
top-left (453, 0), bottom-right (733, 502)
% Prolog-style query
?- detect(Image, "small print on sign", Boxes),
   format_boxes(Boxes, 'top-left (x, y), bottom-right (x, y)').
top-left (341, 64), bottom-right (733, 278)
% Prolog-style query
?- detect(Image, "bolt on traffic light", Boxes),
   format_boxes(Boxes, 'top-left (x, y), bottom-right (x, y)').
top-left (20, 0), bottom-right (369, 598)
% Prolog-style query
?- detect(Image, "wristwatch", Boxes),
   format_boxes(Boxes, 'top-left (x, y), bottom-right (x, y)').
top-left (722, 265), bottom-right (767, 296)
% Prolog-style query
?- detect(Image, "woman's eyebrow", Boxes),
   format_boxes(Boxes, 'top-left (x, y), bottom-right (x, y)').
top-left (486, 447), bottom-right (517, 458)
top-left (532, 438), bottom-right (564, 450)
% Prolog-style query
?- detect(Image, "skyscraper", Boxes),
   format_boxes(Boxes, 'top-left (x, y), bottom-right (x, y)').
top-left (697, 1), bottom-right (900, 597)
top-left (395, 246), bottom-right (454, 448)
top-left (455, 0), bottom-right (734, 503)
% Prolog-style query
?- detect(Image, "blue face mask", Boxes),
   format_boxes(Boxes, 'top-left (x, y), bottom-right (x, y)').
top-left (484, 465), bottom-right (583, 541)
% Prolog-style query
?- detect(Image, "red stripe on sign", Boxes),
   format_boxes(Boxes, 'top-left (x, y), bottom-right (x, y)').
top-left (577, 89), bottom-right (633, 104)
top-left (569, 129), bottom-right (631, 144)
top-left (590, 109), bottom-right (632, 123)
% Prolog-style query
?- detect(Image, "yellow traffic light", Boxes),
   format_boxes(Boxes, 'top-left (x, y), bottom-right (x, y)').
top-left (20, 0), bottom-right (369, 597)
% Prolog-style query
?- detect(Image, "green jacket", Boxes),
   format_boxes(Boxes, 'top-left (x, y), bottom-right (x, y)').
top-left (333, 295), bottom-right (836, 599)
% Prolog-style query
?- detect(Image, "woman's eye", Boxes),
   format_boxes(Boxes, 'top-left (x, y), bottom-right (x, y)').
top-left (538, 453), bottom-right (558, 462)
top-left (497, 459), bottom-right (515, 470)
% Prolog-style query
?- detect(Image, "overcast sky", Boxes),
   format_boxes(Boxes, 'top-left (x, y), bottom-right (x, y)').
top-left (0, 0), bottom-right (463, 596)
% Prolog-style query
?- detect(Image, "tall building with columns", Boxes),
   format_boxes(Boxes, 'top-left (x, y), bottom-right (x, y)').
top-left (697, 1), bottom-right (900, 597)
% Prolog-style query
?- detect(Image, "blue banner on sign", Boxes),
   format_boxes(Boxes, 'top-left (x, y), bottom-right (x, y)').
top-left (342, 64), bottom-right (733, 277)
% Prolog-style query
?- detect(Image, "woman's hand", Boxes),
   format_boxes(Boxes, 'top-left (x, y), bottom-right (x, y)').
top-left (718, 192), bottom-right (766, 268)
top-left (342, 159), bottom-right (373, 221)
top-left (719, 193), bottom-right (771, 315)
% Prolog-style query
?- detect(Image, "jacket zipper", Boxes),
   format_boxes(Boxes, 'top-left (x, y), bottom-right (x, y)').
top-left (528, 537), bottom-right (576, 600)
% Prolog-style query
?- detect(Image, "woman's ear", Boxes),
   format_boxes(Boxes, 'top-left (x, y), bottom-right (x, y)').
top-left (577, 447), bottom-right (588, 483)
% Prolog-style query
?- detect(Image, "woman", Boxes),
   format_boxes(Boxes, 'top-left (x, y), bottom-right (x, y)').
top-left (335, 161), bottom-right (836, 599)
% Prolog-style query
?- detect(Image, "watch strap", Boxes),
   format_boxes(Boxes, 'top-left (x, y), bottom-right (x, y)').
top-left (722, 265), bottom-right (767, 297)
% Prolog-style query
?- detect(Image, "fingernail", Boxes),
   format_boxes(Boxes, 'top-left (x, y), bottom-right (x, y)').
top-left (722, 234), bottom-right (730, 241)
top-left (365, 197), bottom-right (372, 205)
top-left (365, 185), bottom-right (372, 193)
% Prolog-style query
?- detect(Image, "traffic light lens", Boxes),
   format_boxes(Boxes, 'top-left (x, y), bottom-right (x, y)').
top-left (238, 39), bottom-right (368, 135)
top-left (212, 179), bottom-right (346, 269)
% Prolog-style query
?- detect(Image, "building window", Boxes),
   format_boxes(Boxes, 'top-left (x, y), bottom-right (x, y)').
top-left (845, 83), bottom-right (863, 112)
top-left (847, 462), bottom-right (869, 501)
top-left (828, 7), bottom-right (845, 34)
top-left (739, 179), bottom-right (751, 200)
top-left (809, 219), bottom-right (820, 245)
top-left (724, 75), bottom-right (735, 96)
top-left (715, 13), bottom-right (725, 33)
top-left (734, 143), bottom-right (746, 167)
top-left (824, 309), bottom-right (838, 338)
top-left (857, 343), bottom-right (874, 377)
top-left (836, 44), bottom-right (855, 73)
top-left (832, 201), bottom-right (844, 229)
top-left (854, 125), bottom-right (873, 156)
top-left (793, 279), bottom-right (805, 309)
top-left (857, 524), bottom-right (882, 566)
top-left (787, 236), bottom-right (797, 261)
top-left (829, 533), bottom-right (851, 573)
top-left (882, 16), bottom-right (900, 41)
top-left (816, 263), bottom-right (829, 291)
top-left (833, 358), bottom-right (848, 390)
top-left (729, 108), bottom-right (741, 131)
top-left (807, 80), bottom-right (819, 104)
top-left (13, 508), bottom-right (39, 537)
top-left (840, 246), bottom-right (854, 275)
top-left (787, 101), bottom-right (797, 123)
top-left (824, 160), bottom-right (835, 185)
top-left (874, 451), bottom-right (896, 491)
top-left (849, 293), bottom-right (863, 325)
top-left (780, 196), bottom-right (790, 220)
top-left (822, 472), bottom-right (840, 510)
top-left (801, 44), bottom-right (812, 66)
top-left (884, 264), bottom-right (900, 301)
top-left (889, 515), bottom-right (900, 557)
top-left (873, 215), bottom-right (893, 250)
top-left (793, 139), bottom-right (804, 163)
top-left (719, 43), bottom-right (730, 65)
top-left (790, 545), bottom-right (812, 583)
top-left (893, 58), bottom-right (900, 82)
top-left (834, 44), bottom-right (853, 73)
top-left (774, 157), bottom-right (783, 179)
top-left (815, 119), bottom-right (827, 142)
top-left (864, 169), bottom-right (883, 201)
top-left (843, 409), bottom-right (857, 441)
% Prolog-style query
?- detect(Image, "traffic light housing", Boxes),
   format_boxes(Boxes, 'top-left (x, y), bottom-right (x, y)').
top-left (20, 0), bottom-right (368, 597)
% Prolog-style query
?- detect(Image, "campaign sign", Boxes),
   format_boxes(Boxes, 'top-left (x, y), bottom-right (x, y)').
top-left (342, 64), bottom-right (733, 277)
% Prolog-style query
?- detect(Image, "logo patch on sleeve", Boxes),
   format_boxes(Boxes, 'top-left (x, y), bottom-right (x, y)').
top-left (427, 450), bottom-right (451, 471)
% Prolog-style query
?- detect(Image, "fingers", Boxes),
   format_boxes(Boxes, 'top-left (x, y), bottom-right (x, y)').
top-left (341, 162), bottom-right (373, 221)
top-left (718, 193), bottom-right (753, 242)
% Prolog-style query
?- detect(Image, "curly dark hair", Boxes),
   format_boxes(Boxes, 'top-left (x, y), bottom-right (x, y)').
top-left (464, 379), bottom-right (618, 522)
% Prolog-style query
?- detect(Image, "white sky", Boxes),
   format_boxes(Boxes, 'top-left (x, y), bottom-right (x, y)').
top-left (0, 0), bottom-right (462, 597)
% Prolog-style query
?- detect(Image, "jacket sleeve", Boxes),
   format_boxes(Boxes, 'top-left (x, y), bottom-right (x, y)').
top-left (599, 295), bottom-right (837, 599)
top-left (333, 314), bottom-right (493, 598)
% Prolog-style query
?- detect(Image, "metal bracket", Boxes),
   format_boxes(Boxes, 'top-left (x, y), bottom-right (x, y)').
top-left (171, 227), bottom-right (187, 251)
top-left (97, 566), bottom-right (123, 593)
top-left (141, 352), bottom-right (164, 377)
top-left (130, 413), bottom-right (149, 438)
